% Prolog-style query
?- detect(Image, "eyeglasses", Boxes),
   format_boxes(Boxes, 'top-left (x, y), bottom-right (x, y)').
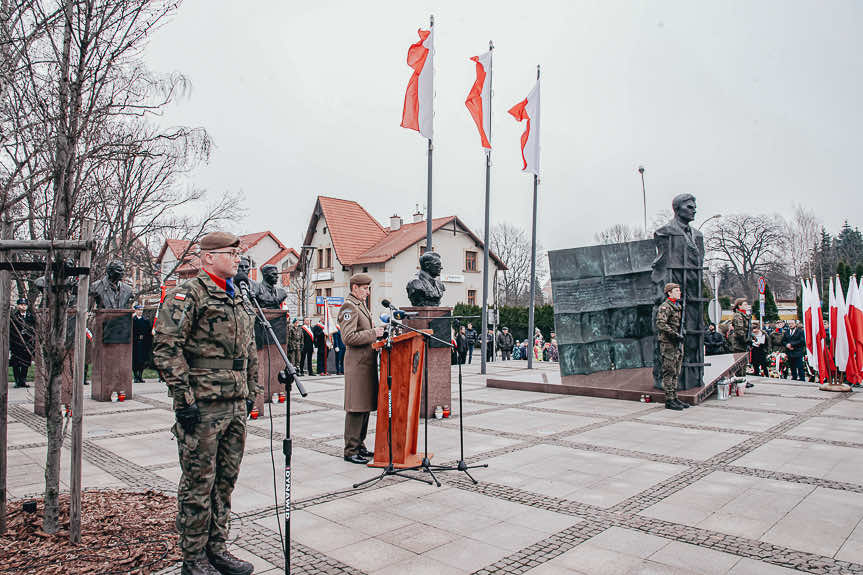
top-left (209, 250), bottom-right (241, 258)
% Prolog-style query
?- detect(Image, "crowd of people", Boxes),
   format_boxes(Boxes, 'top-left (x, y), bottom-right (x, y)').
top-left (451, 322), bottom-right (559, 364)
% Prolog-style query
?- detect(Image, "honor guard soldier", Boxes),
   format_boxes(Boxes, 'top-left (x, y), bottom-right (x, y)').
top-left (338, 273), bottom-right (384, 464)
top-left (656, 283), bottom-right (690, 411)
top-left (153, 231), bottom-right (260, 575)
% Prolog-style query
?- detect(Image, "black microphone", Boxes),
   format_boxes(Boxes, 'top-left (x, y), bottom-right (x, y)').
top-left (380, 299), bottom-right (417, 319)
top-left (234, 272), bottom-right (254, 300)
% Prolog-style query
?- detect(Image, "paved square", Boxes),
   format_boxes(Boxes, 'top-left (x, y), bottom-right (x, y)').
top-left (6, 364), bottom-right (863, 574)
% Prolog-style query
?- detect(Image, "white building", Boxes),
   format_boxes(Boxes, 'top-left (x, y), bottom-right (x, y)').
top-left (300, 196), bottom-right (506, 322)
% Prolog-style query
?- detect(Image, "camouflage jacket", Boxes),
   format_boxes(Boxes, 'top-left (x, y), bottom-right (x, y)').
top-left (153, 270), bottom-right (260, 409)
top-left (729, 311), bottom-right (751, 352)
top-left (655, 298), bottom-right (682, 344)
top-left (287, 323), bottom-right (301, 352)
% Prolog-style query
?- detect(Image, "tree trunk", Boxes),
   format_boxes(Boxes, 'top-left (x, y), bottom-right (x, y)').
top-left (42, 0), bottom-right (74, 535)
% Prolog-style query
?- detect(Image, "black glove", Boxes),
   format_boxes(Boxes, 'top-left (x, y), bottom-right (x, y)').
top-left (246, 398), bottom-right (255, 416)
top-left (175, 403), bottom-right (200, 435)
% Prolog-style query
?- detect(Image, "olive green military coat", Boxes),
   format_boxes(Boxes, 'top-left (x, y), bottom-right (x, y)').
top-left (338, 294), bottom-right (378, 412)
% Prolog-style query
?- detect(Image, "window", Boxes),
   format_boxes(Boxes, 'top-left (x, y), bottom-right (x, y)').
top-left (325, 247), bottom-right (332, 269)
top-left (468, 290), bottom-right (476, 306)
top-left (465, 250), bottom-right (478, 272)
top-left (317, 249), bottom-right (323, 270)
top-left (325, 288), bottom-right (332, 297)
top-left (420, 245), bottom-right (428, 256)
top-left (362, 266), bottom-right (368, 273)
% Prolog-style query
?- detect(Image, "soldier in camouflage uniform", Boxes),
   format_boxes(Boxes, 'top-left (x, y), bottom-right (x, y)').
top-left (729, 298), bottom-right (754, 385)
top-left (287, 318), bottom-right (302, 370)
top-left (655, 283), bottom-right (689, 411)
top-left (153, 231), bottom-right (260, 575)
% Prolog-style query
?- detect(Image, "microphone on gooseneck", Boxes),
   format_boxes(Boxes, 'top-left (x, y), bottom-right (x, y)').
top-left (235, 273), bottom-right (253, 300)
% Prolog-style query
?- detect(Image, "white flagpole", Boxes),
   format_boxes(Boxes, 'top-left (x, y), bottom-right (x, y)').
top-left (481, 40), bottom-right (494, 375)
top-left (527, 64), bottom-right (540, 369)
top-left (425, 14), bottom-right (435, 251)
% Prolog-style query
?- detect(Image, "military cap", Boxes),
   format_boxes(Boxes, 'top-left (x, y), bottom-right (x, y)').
top-left (16, 297), bottom-right (27, 305)
top-left (134, 304), bottom-right (142, 310)
top-left (502, 326), bottom-right (509, 330)
top-left (199, 231), bottom-right (240, 251)
top-left (349, 273), bottom-right (372, 287)
top-left (664, 282), bottom-right (680, 294)
top-left (733, 297), bottom-right (748, 309)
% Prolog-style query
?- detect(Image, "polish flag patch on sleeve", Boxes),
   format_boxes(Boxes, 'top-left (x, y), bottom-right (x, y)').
top-left (174, 293), bottom-right (186, 301)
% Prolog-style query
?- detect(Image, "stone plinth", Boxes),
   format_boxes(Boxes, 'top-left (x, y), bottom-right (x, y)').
top-left (403, 306), bottom-right (452, 418)
top-left (33, 311), bottom-right (74, 417)
top-left (91, 309), bottom-right (133, 401)
top-left (254, 309), bottom-right (290, 412)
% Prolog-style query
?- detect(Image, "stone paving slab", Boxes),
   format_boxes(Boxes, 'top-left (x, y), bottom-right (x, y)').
top-left (8, 365), bottom-right (863, 575)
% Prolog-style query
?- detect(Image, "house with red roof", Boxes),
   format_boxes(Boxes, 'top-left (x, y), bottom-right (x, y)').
top-left (299, 196), bottom-right (506, 322)
top-left (155, 231), bottom-right (300, 308)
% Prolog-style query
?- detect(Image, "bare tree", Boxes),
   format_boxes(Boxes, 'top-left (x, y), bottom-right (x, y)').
top-left (490, 222), bottom-right (548, 306)
top-left (705, 214), bottom-right (786, 302)
top-left (594, 223), bottom-right (646, 245)
top-left (784, 204), bottom-right (820, 281)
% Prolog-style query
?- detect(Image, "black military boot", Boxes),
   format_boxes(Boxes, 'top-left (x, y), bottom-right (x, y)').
top-left (673, 398), bottom-right (690, 409)
top-left (206, 548), bottom-right (254, 575)
top-left (181, 555), bottom-right (221, 575)
top-left (665, 400), bottom-right (683, 410)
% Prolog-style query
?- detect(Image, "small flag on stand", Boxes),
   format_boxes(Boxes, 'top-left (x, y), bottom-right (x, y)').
top-left (401, 27), bottom-right (434, 138)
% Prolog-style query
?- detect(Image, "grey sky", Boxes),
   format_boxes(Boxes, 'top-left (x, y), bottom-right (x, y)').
top-left (144, 0), bottom-right (863, 253)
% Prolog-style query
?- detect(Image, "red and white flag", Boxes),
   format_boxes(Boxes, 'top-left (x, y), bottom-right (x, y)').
top-left (834, 277), bottom-right (850, 372)
top-left (465, 50), bottom-right (492, 149)
top-left (803, 278), bottom-right (814, 367)
top-left (829, 276), bottom-right (839, 372)
top-left (508, 80), bottom-right (541, 175)
top-left (810, 279), bottom-right (828, 383)
top-left (401, 27), bottom-right (434, 139)
top-left (848, 276), bottom-right (863, 377)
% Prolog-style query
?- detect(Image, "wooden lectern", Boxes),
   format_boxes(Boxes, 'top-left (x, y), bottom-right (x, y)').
top-left (369, 330), bottom-right (430, 468)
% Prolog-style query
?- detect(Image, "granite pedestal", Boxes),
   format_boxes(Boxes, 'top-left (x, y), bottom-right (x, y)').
top-left (254, 309), bottom-right (290, 412)
top-left (91, 309), bottom-right (133, 401)
top-left (403, 306), bottom-right (452, 418)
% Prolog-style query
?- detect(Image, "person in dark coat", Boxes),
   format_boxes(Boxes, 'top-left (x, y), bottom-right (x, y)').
top-left (9, 298), bottom-right (35, 388)
top-left (783, 320), bottom-right (807, 381)
top-left (132, 305), bottom-right (152, 383)
top-left (332, 327), bottom-right (345, 375)
top-left (704, 323), bottom-right (727, 356)
top-left (496, 327), bottom-right (514, 360)
top-left (300, 318), bottom-right (315, 376)
top-left (750, 322), bottom-right (769, 377)
top-left (456, 325), bottom-right (468, 365)
top-left (486, 327), bottom-right (494, 362)
top-left (313, 320), bottom-right (328, 375)
top-left (465, 323), bottom-right (477, 364)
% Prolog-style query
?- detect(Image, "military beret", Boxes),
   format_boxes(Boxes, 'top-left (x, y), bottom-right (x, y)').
top-left (664, 283), bottom-right (680, 294)
top-left (733, 297), bottom-right (747, 309)
top-left (199, 231), bottom-right (240, 251)
top-left (349, 273), bottom-right (372, 287)
top-left (16, 297), bottom-right (27, 304)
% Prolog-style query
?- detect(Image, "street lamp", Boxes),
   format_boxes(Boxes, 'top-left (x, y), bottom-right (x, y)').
top-left (697, 214), bottom-right (721, 230)
top-left (300, 244), bottom-right (315, 318)
top-left (638, 165), bottom-right (647, 234)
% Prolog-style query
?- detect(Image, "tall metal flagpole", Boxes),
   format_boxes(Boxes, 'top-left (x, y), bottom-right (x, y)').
top-left (527, 65), bottom-right (540, 369)
top-left (481, 40), bottom-right (493, 375)
top-left (425, 14), bottom-right (435, 251)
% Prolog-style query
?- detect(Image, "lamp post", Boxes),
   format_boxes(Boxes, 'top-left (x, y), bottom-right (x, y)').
top-left (697, 213), bottom-right (721, 230)
top-left (638, 165), bottom-right (647, 234)
top-left (300, 244), bottom-right (315, 318)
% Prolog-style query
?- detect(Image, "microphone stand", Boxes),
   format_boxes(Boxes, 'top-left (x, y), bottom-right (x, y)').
top-left (243, 288), bottom-right (307, 573)
top-left (353, 318), bottom-right (433, 489)
top-left (382, 316), bottom-right (487, 485)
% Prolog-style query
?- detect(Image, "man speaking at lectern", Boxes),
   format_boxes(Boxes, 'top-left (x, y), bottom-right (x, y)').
top-left (338, 273), bottom-right (384, 464)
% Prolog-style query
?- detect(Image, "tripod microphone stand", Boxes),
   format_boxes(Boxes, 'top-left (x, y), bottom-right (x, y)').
top-left (353, 319), bottom-right (433, 489)
top-left (243, 288), bottom-right (307, 573)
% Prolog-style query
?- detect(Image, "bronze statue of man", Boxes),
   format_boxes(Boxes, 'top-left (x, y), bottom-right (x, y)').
top-left (253, 265), bottom-right (288, 309)
top-left (406, 251), bottom-right (446, 307)
top-left (651, 194), bottom-right (705, 391)
top-left (90, 260), bottom-right (134, 309)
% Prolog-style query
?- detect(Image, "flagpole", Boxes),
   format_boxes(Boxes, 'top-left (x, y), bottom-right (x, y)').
top-left (425, 14), bottom-right (435, 251)
top-left (481, 40), bottom-right (493, 375)
top-left (527, 64), bottom-right (540, 370)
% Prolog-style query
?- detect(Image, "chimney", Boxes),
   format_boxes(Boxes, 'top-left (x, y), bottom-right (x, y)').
top-left (412, 210), bottom-right (423, 223)
top-left (390, 214), bottom-right (402, 231)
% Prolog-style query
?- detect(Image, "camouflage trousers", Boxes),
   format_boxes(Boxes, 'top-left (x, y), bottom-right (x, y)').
top-left (173, 398), bottom-right (247, 559)
top-left (659, 342), bottom-right (683, 401)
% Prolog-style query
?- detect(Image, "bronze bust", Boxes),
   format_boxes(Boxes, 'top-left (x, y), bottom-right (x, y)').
top-left (253, 264), bottom-right (288, 309)
top-left (90, 260), bottom-right (134, 309)
top-left (406, 251), bottom-right (446, 307)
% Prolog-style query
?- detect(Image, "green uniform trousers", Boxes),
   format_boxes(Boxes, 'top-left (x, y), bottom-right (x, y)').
top-left (174, 399), bottom-right (246, 559)
top-left (659, 342), bottom-right (683, 401)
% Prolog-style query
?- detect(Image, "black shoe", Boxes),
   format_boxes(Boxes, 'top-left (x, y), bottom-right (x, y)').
top-left (14, 383), bottom-right (29, 388)
top-left (358, 446), bottom-right (374, 458)
top-left (181, 556), bottom-right (221, 575)
top-left (746, 382), bottom-right (754, 388)
top-left (674, 398), bottom-right (690, 409)
top-left (665, 400), bottom-right (684, 411)
top-left (206, 548), bottom-right (253, 575)
top-left (344, 454), bottom-right (370, 464)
